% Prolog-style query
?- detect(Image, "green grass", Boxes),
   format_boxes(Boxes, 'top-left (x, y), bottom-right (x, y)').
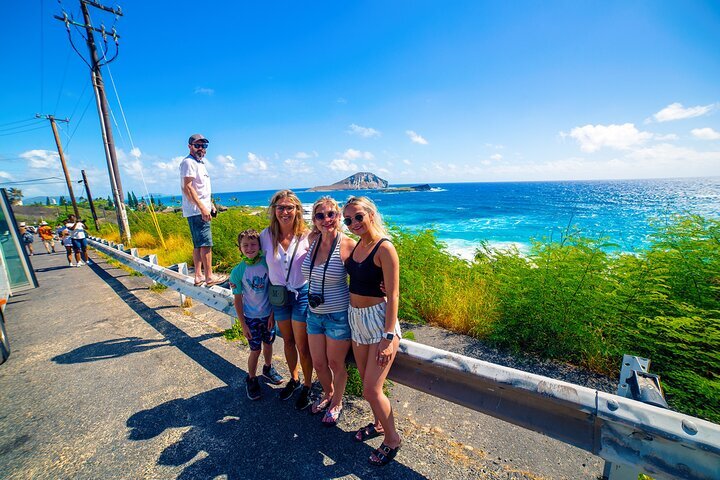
top-left (223, 318), bottom-right (249, 345)
top-left (402, 330), bottom-right (415, 341)
top-left (149, 282), bottom-right (168, 292)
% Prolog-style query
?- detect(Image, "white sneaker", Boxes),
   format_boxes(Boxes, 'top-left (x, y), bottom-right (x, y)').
top-left (78, 261), bottom-right (86, 266)
top-left (70, 263), bottom-right (76, 267)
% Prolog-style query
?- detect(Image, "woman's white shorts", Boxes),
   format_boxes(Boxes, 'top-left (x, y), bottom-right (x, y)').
top-left (348, 302), bottom-right (401, 345)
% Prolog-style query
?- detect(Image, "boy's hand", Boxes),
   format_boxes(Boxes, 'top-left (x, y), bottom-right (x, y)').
top-left (241, 319), bottom-right (252, 340)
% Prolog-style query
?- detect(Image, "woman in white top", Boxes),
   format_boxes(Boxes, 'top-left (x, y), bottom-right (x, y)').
top-left (259, 190), bottom-right (315, 411)
top-left (66, 215), bottom-right (89, 266)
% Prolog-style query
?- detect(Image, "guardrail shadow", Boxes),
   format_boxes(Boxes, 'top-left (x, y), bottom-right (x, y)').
top-left (89, 256), bottom-right (426, 478)
top-left (52, 337), bottom-right (170, 364)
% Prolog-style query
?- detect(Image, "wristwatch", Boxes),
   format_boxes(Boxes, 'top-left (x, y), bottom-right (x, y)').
top-left (382, 332), bottom-right (395, 341)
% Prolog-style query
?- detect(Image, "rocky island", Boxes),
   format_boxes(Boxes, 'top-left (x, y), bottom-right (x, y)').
top-left (307, 172), bottom-right (432, 192)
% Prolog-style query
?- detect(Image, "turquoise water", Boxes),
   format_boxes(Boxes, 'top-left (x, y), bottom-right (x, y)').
top-left (167, 177), bottom-right (720, 258)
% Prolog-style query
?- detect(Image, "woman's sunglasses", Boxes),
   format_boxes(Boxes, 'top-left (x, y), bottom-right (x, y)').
top-left (274, 205), bottom-right (295, 212)
top-left (343, 213), bottom-right (366, 226)
top-left (314, 211), bottom-right (337, 221)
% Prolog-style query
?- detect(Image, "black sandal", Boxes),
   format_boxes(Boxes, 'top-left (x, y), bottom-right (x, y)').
top-left (354, 423), bottom-right (383, 442)
top-left (369, 442), bottom-right (401, 466)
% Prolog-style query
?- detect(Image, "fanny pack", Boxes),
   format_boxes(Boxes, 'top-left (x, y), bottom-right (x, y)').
top-left (268, 236), bottom-right (300, 307)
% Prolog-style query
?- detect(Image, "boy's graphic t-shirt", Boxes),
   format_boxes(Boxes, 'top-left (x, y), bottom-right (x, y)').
top-left (229, 255), bottom-right (272, 319)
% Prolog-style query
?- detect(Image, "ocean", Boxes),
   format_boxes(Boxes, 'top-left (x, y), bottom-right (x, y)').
top-left (189, 177), bottom-right (720, 259)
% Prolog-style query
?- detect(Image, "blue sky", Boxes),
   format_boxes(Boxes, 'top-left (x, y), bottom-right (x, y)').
top-left (2, 1), bottom-right (719, 199)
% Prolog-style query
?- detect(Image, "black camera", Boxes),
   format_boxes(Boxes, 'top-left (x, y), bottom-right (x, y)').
top-left (308, 293), bottom-right (324, 309)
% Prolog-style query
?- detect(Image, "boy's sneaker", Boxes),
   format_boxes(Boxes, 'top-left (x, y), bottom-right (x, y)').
top-left (279, 378), bottom-right (301, 401)
top-left (295, 385), bottom-right (312, 411)
top-left (262, 364), bottom-right (284, 385)
top-left (246, 376), bottom-right (261, 401)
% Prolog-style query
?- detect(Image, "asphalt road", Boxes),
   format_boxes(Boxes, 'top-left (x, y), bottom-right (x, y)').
top-left (0, 249), bottom-right (606, 479)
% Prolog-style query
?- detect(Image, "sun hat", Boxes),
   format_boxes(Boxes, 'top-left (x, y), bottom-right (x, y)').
top-left (19, 222), bottom-right (26, 227)
top-left (40, 221), bottom-right (48, 225)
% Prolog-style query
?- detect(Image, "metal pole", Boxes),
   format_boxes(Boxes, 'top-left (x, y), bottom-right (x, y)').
top-left (81, 170), bottom-right (100, 230)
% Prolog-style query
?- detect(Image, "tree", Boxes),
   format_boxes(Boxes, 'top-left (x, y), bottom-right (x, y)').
top-left (131, 192), bottom-right (139, 208)
top-left (107, 196), bottom-right (114, 209)
top-left (59, 196), bottom-right (67, 206)
top-left (7, 188), bottom-right (22, 205)
top-left (46, 197), bottom-right (51, 206)
top-left (126, 191), bottom-right (132, 206)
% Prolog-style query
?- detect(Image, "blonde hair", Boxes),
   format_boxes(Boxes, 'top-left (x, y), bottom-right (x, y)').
top-left (343, 196), bottom-right (388, 237)
top-left (311, 196), bottom-right (341, 233)
top-left (267, 189), bottom-right (308, 253)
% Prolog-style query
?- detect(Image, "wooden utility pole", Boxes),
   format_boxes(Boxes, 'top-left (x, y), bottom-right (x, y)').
top-left (80, 170), bottom-right (100, 230)
top-left (35, 114), bottom-right (80, 219)
top-left (54, 1), bottom-right (131, 242)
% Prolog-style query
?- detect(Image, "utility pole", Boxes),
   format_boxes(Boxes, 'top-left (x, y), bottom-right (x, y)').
top-left (80, 170), bottom-right (100, 230)
top-left (35, 114), bottom-right (80, 219)
top-left (54, 1), bottom-right (131, 242)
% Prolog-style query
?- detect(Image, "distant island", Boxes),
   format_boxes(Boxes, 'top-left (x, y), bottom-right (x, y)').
top-left (307, 172), bottom-right (432, 192)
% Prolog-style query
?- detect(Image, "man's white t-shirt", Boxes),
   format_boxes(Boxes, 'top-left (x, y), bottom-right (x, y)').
top-left (179, 155), bottom-right (212, 217)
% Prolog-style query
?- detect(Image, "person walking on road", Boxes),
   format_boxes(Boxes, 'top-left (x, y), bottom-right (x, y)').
top-left (343, 196), bottom-right (403, 466)
top-left (38, 221), bottom-right (55, 254)
top-left (180, 133), bottom-right (227, 287)
top-left (19, 222), bottom-right (34, 256)
top-left (66, 215), bottom-right (89, 266)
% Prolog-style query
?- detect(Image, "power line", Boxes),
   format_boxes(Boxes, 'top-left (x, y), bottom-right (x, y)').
top-left (0, 120), bottom-right (45, 133)
top-left (0, 125), bottom-right (48, 136)
top-left (0, 176), bottom-right (67, 186)
top-left (0, 118), bottom-right (39, 128)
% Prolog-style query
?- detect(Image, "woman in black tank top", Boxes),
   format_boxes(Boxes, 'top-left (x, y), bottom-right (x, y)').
top-left (342, 196), bottom-right (402, 466)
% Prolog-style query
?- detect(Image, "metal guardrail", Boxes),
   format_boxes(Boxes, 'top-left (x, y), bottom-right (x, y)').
top-left (88, 236), bottom-right (720, 480)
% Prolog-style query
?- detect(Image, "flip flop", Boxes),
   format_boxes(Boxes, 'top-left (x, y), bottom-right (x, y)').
top-left (205, 274), bottom-right (229, 286)
top-left (193, 280), bottom-right (205, 286)
top-left (369, 442), bottom-right (401, 466)
top-left (311, 395), bottom-right (332, 415)
top-left (322, 405), bottom-right (342, 427)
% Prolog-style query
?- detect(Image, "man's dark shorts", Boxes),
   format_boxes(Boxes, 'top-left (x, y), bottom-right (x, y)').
top-left (244, 316), bottom-right (276, 351)
top-left (187, 215), bottom-right (213, 248)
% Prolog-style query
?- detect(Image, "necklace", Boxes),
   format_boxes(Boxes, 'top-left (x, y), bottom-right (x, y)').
top-left (361, 236), bottom-right (379, 248)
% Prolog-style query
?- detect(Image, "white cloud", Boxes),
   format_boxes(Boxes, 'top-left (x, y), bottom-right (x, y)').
top-left (155, 156), bottom-right (185, 173)
top-left (294, 151), bottom-right (318, 159)
top-left (691, 127), bottom-right (720, 140)
top-left (402, 159), bottom-right (411, 165)
top-left (194, 87), bottom-right (215, 96)
top-left (490, 153), bottom-right (503, 161)
top-left (283, 158), bottom-right (313, 174)
top-left (0, 171), bottom-right (12, 180)
top-left (650, 102), bottom-right (715, 123)
top-left (328, 149), bottom-right (373, 172)
top-left (216, 154), bottom-right (237, 171)
top-left (563, 123), bottom-right (653, 152)
top-left (347, 124), bottom-right (381, 138)
top-left (20, 149), bottom-right (60, 169)
top-left (130, 147), bottom-right (142, 158)
top-left (654, 133), bottom-right (679, 141)
top-left (406, 130), bottom-right (428, 145)
top-left (243, 152), bottom-right (268, 173)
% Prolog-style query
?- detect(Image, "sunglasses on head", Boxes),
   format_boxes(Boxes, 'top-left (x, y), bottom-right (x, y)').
top-left (274, 204), bottom-right (295, 212)
top-left (192, 143), bottom-right (208, 149)
top-left (343, 213), bottom-right (366, 226)
top-left (314, 211), bottom-right (337, 221)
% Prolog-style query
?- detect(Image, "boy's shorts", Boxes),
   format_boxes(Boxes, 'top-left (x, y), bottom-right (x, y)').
top-left (244, 315), bottom-right (275, 351)
top-left (187, 214), bottom-right (213, 248)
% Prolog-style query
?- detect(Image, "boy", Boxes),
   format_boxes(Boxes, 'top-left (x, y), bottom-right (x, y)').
top-left (229, 229), bottom-right (284, 400)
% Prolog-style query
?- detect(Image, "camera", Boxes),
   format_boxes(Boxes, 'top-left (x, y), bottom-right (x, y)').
top-left (308, 293), bottom-right (324, 309)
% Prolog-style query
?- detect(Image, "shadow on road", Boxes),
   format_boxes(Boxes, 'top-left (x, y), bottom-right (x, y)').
top-left (128, 386), bottom-right (426, 479)
top-left (51, 337), bottom-right (170, 364)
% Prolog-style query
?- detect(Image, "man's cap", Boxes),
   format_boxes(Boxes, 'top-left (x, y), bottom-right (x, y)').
top-left (19, 222), bottom-right (26, 227)
top-left (40, 221), bottom-right (48, 225)
top-left (188, 134), bottom-right (209, 145)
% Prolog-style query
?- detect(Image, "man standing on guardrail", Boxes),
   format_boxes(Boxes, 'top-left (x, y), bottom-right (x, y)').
top-left (180, 133), bottom-right (228, 287)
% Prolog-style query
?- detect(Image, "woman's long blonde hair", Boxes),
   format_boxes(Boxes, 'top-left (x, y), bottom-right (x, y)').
top-left (311, 196), bottom-right (342, 234)
top-left (343, 196), bottom-right (388, 237)
top-left (267, 189), bottom-right (308, 253)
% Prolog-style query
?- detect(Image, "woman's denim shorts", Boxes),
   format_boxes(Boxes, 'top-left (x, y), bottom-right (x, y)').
top-left (272, 284), bottom-right (308, 323)
top-left (306, 310), bottom-right (351, 341)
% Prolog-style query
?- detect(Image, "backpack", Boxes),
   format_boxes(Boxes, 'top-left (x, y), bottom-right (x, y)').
top-left (22, 232), bottom-right (34, 244)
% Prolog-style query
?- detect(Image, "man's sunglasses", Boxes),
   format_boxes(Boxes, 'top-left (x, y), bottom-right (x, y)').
top-left (192, 143), bottom-right (208, 149)
top-left (314, 211), bottom-right (337, 221)
top-left (343, 213), bottom-right (366, 226)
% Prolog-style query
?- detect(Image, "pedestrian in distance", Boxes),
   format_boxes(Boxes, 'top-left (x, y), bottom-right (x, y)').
top-left (179, 133), bottom-right (227, 287)
top-left (302, 196), bottom-right (356, 426)
top-left (65, 215), bottom-right (89, 266)
top-left (61, 229), bottom-right (74, 266)
top-left (343, 196), bottom-right (402, 466)
top-left (19, 222), bottom-right (34, 256)
top-left (229, 229), bottom-right (284, 400)
top-left (259, 190), bottom-right (314, 410)
top-left (38, 221), bottom-right (55, 254)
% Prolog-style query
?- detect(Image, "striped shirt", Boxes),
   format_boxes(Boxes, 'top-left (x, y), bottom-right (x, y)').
top-left (301, 235), bottom-right (349, 314)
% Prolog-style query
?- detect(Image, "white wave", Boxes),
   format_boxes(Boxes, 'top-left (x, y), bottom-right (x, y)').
top-left (441, 238), bottom-right (530, 261)
top-left (429, 187), bottom-right (447, 192)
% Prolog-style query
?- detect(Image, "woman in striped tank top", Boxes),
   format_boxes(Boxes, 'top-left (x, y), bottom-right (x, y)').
top-left (302, 197), bottom-right (356, 426)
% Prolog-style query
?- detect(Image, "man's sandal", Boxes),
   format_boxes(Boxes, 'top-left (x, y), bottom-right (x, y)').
top-left (369, 442), bottom-right (401, 466)
top-left (353, 423), bottom-right (383, 442)
top-left (322, 405), bottom-right (342, 427)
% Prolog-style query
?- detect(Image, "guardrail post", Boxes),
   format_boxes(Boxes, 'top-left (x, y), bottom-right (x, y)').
top-left (142, 254), bottom-right (159, 286)
top-left (168, 262), bottom-right (191, 307)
